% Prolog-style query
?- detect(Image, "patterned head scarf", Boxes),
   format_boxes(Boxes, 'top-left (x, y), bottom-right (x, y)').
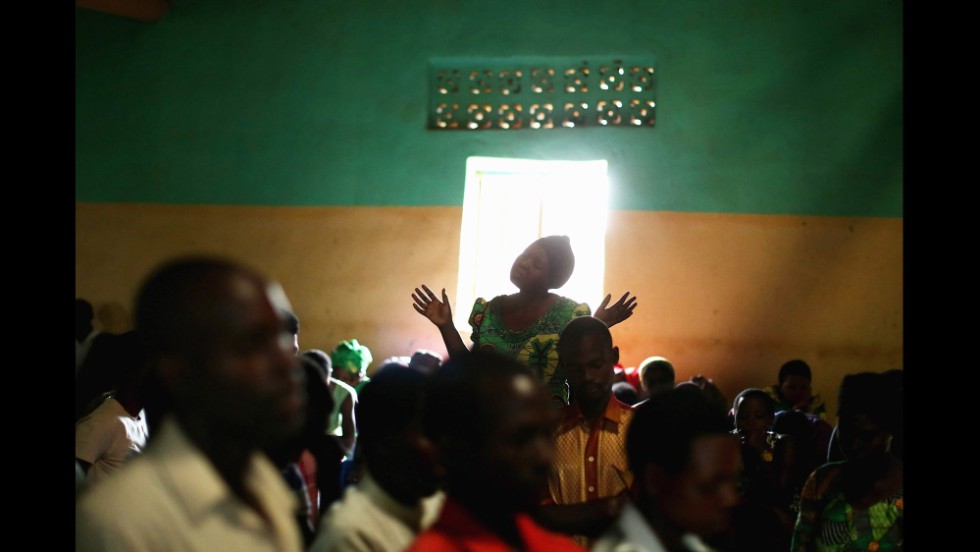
top-left (330, 339), bottom-right (373, 377)
top-left (530, 235), bottom-right (575, 289)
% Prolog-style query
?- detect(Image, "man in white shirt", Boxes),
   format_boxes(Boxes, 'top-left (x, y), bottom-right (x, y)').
top-left (592, 386), bottom-right (742, 552)
top-left (312, 363), bottom-right (443, 552)
top-left (76, 257), bottom-right (308, 552)
top-left (76, 333), bottom-right (150, 485)
top-left (75, 395), bottom-right (149, 483)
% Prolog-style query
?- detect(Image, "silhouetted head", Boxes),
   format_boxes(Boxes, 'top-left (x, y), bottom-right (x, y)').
top-left (836, 371), bottom-right (903, 465)
top-left (300, 349), bottom-right (332, 382)
top-left (76, 298), bottom-right (95, 342)
top-left (628, 385), bottom-right (741, 539)
top-left (75, 330), bottom-right (149, 421)
top-left (558, 316), bottom-right (618, 408)
top-left (639, 356), bottom-right (675, 396)
top-left (134, 256), bottom-right (306, 451)
top-left (612, 381), bottom-right (640, 406)
top-left (357, 364), bottom-right (438, 504)
top-left (732, 388), bottom-right (776, 440)
top-left (408, 349), bottom-right (443, 374)
top-left (267, 354), bottom-right (335, 466)
top-left (686, 375), bottom-right (730, 415)
top-left (773, 409), bottom-right (815, 457)
top-left (777, 359), bottom-right (813, 407)
top-left (423, 350), bottom-right (555, 512)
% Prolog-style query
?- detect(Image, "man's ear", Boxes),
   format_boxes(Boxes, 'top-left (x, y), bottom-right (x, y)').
top-left (611, 346), bottom-right (620, 366)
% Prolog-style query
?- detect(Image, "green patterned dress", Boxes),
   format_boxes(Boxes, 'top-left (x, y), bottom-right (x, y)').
top-left (791, 462), bottom-right (903, 552)
top-left (468, 296), bottom-right (590, 405)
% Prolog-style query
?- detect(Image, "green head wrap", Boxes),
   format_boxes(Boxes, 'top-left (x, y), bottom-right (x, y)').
top-left (330, 339), bottom-right (373, 376)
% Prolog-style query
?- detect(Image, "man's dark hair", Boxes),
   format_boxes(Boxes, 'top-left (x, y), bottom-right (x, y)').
top-left (778, 359), bottom-right (812, 384)
top-left (640, 357), bottom-right (675, 389)
top-left (134, 257), bottom-right (251, 358)
top-left (628, 385), bottom-right (732, 474)
top-left (732, 388), bottom-right (776, 417)
top-left (422, 350), bottom-right (533, 446)
top-left (357, 365), bottom-right (426, 452)
top-left (612, 381), bottom-right (639, 406)
top-left (300, 349), bottom-right (332, 381)
top-left (837, 371), bottom-right (902, 436)
top-left (557, 316), bottom-right (611, 353)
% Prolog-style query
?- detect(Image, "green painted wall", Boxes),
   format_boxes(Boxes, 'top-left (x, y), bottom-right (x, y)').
top-left (76, 0), bottom-right (902, 216)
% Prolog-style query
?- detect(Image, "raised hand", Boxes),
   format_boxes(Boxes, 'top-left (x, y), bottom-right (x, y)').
top-left (593, 291), bottom-right (637, 328)
top-left (412, 285), bottom-right (454, 328)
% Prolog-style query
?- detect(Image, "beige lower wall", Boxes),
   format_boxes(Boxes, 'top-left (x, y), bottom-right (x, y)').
top-left (76, 203), bottom-right (902, 419)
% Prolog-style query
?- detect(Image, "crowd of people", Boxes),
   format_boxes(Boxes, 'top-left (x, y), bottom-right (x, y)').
top-left (75, 236), bottom-right (903, 552)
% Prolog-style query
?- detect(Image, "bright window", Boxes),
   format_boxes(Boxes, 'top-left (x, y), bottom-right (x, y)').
top-left (454, 156), bottom-right (610, 332)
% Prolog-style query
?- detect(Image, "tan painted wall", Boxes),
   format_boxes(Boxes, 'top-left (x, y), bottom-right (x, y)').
top-left (77, 203), bottom-right (902, 419)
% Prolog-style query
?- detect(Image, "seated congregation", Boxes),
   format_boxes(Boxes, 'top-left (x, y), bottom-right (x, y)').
top-left (76, 244), bottom-right (902, 552)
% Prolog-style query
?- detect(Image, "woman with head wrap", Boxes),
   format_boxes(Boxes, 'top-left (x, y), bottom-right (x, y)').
top-left (412, 235), bottom-right (636, 405)
top-left (790, 370), bottom-right (903, 552)
top-left (329, 339), bottom-right (373, 394)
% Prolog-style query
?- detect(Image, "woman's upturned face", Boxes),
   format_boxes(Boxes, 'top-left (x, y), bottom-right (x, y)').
top-left (510, 245), bottom-right (551, 291)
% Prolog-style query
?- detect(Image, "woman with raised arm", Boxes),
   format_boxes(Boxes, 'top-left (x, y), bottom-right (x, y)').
top-left (412, 235), bottom-right (636, 405)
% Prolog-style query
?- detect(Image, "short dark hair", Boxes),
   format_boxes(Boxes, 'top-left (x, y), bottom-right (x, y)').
top-left (778, 359), bottom-right (812, 384)
top-left (612, 381), bottom-right (639, 405)
top-left (422, 350), bottom-right (533, 446)
top-left (300, 349), bottom-right (331, 381)
top-left (75, 298), bottom-right (94, 323)
top-left (134, 257), bottom-right (253, 358)
top-left (837, 371), bottom-right (902, 436)
top-left (357, 365), bottom-right (427, 450)
top-left (732, 388), bottom-right (775, 417)
top-left (628, 385), bottom-right (732, 474)
top-left (299, 354), bottom-right (334, 439)
top-left (639, 356), bottom-right (675, 389)
top-left (558, 316), bottom-right (611, 353)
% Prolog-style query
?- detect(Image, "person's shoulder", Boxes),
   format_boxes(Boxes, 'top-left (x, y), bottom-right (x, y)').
top-left (809, 461), bottom-right (846, 485)
top-left (77, 454), bottom-right (156, 502)
top-left (556, 401), bottom-right (581, 423)
top-left (549, 296), bottom-right (591, 321)
top-left (476, 295), bottom-right (512, 307)
top-left (469, 296), bottom-right (493, 318)
top-left (332, 378), bottom-right (358, 397)
top-left (313, 488), bottom-right (380, 552)
top-left (554, 295), bottom-right (589, 309)
top-left (807, 395), bottom-right (827, 415)
top-left (76, 457), bottom-right (171, 543)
